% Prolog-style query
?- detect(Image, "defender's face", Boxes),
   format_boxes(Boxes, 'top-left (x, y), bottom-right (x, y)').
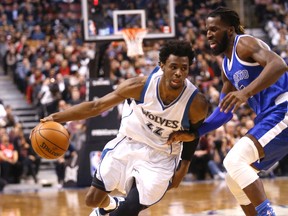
top-left (161, 54), bottom-right (189, 90)
top-left (206, 16), bottom-right (230, 55)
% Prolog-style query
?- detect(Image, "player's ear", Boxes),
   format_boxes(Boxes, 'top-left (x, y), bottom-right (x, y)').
top-left (159, 62), bottom-right (164, 71)
top-left (228, 26), bottom-right (234, 36)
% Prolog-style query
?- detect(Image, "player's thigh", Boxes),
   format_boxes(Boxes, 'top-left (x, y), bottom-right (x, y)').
top-left (249, 111), bottom-right (288, 170)
top-left (135, 154), bottom-right (178, 206)
top-left (96, 136), bottom-right (130, 190)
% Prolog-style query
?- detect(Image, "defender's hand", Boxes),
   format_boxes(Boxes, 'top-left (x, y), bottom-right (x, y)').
top-left (219, 90), bottom-right (249, 113)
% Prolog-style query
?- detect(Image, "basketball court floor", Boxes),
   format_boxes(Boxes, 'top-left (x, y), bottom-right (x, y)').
top-left (1, 176), bottom-right (287, 216)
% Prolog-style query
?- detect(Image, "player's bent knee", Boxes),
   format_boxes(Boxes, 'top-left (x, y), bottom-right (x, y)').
top-left (223, 149), bottom-right (241, 176)
top-left (223, 137), bottom-right (260, 189)
top-left (223, 136), bottom-right (258, 173)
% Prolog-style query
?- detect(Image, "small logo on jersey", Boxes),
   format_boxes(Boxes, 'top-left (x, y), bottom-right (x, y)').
top-left (233, 69), bottom-right (249, 90)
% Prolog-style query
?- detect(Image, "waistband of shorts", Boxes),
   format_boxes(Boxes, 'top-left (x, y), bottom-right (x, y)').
top-left (275, 92), bottom-right (288, 105)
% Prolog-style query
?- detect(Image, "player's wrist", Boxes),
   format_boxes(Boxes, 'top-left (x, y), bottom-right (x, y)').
top-left (190, 130), bottom-right (199, 139)
top-left (241, 88), bottom-right (253, 99)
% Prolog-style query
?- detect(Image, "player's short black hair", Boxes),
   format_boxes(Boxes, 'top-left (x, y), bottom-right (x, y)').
top-left (159, 40), bottom-right (195, 65)
top-left (207, 7), bottom-right (245, 34)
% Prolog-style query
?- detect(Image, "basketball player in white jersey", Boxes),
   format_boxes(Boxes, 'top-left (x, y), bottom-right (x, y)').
top-left (190, 7), bottom-right (288, 216)
top-left (39, 40), bottom-right (208, 216)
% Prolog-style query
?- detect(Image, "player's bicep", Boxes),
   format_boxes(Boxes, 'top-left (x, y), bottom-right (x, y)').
top-left (93, 76), bottom-right (147, 113)
top-left (188, 92), bottom-right (209, 128)
top-left (114, 76), bottom-right (147, 100)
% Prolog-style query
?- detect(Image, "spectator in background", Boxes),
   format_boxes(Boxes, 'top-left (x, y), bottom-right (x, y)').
top-left (3, 105), bottom-right (18, 128)
top-left (17, 136), bottom-right (38, 183)
top-left (0, 101), bottom-right (7, 128)
top-left (59, 59), bottom-right (71, 77)
top-left (10, 123), bottom-right (40, 183)
top-left (67, 86), bottom-right (83, 105)
top-left (4, 44), bottom-right (17, 76)
top-left (119, 60), bottom-right (137, 79)
top-left (55, 144), bottom-right (78, 187)
top-left (224, 121), bottom-right (237, 146)
top-left (0, 133), bottom-right (20, 183)
top-left (26, 67), bottom-right (46, 104)
top-left (38, 78), bottom-right (62, 118)
top-left (15, 57), bottom-right (31, 93)
top-left (30, 25), bottom-right (45, 40)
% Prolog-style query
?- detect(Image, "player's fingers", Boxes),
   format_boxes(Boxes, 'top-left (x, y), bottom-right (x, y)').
top-left (167, 132), bottom-right (177, 145)
top-left (219, 98), bottom-right (230, 112)
top-left (40, 115), bottom-right (53, 122)
top-left (223, 101), bottom-right (234, 113)
top-left (219, 93), bottom-right (232, 111)
top-left (29, 125), bottom-right (38, 140)
top-left (232, 102), bottom-right (241, 113)
top-left (166, 137), bottom-right (175, 145)
top-left (29, 130), bottom-right (33, 140)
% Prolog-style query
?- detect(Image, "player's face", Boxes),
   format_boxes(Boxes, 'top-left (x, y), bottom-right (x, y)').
top-left (206, 16), bottom-right (230, 55)
top-left (161, 54), bottom-right (189, 90)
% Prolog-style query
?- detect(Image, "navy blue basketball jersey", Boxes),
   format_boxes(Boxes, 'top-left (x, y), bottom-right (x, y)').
top-left (222, 35), bottom-right (288, 115)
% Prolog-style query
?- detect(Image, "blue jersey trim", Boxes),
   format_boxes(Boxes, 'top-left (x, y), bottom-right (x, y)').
top-left (138, 66), bottom-right (160, 104)
top-left (100, 136), bottom-right (126, 160)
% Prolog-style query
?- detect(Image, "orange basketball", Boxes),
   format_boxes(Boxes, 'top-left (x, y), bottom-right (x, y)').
top-left (31, 121), bottom-right (70, 159)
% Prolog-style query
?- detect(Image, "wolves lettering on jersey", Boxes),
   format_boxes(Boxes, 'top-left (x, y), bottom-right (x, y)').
top-left (119, 66), bottom-right (198, 155)
top-left (222, 34), bottom-right (288, 115)
top-left (141, 107), bottom-right (179, 129)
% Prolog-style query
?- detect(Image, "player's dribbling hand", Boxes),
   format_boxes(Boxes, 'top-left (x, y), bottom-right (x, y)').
top-left (29, 124), bottom-right (41, 140)
top-left (29, 116), bottom-right (54, 140)
top-left (40, 115), bottom-right (54, 123)
top-left (166, 131), bottom-right (196, 145)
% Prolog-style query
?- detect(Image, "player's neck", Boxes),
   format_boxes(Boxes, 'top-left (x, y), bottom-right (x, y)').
top-left (158, 81), bottom-right (184, 105)
top-left (224, 35), bottom-right (236, 60)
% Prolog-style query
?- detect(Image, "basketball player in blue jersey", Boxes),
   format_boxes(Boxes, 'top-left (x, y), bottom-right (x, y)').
top-left (186, 7), bottom-right (288, 216)
top-left (37, 40), bottom-right (208, 216)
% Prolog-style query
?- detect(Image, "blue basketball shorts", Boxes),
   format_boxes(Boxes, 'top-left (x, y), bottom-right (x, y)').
top-left (248, 101), bottom-right (288, 171)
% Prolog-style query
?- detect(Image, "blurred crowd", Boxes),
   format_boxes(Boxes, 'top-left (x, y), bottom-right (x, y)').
top-left (0, 0), bottom-right (288, 189)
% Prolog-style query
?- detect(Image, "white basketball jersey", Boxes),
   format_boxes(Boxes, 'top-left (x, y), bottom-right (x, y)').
top-left (119, 66), bottom-right (198, 155)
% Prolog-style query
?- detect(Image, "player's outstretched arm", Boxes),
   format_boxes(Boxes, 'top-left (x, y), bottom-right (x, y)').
top-left (42, 76), bottom-right (147, 123)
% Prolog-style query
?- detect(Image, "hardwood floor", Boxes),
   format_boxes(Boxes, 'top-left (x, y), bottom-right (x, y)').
top-left (0, 177), bottom-right (288, 216)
